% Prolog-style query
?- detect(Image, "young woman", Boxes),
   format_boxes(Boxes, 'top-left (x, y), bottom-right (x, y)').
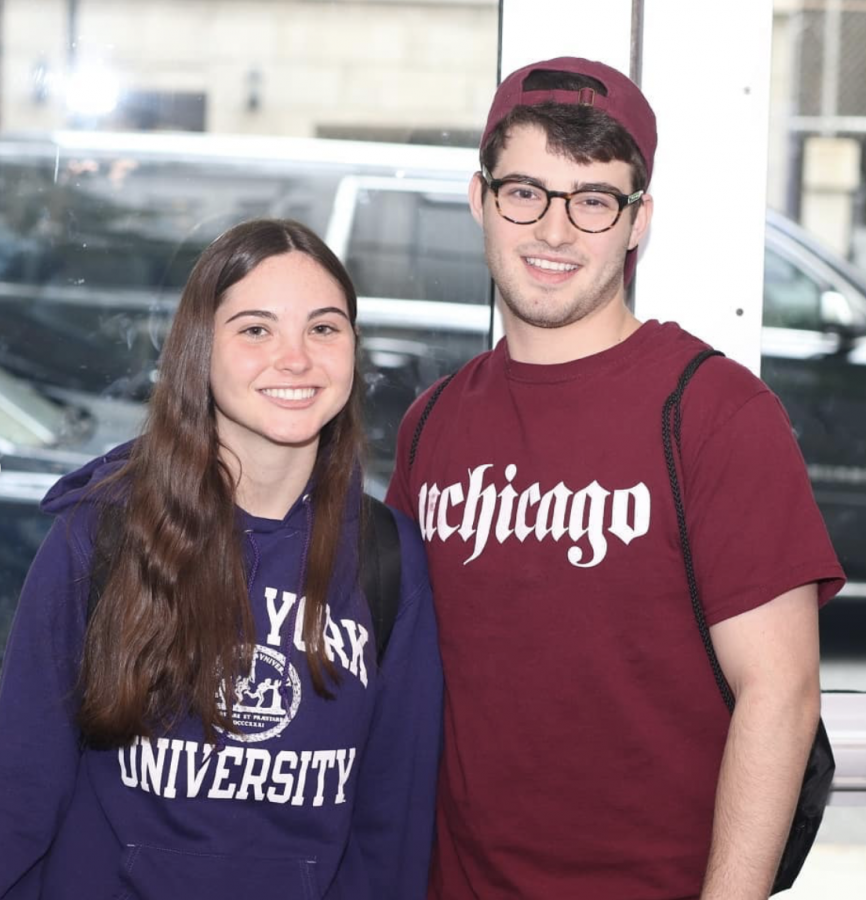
top-left (0, 219), bottom-right (443, 899)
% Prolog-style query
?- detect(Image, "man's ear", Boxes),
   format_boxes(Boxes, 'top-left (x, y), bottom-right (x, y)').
top-left (627, 193), bottom-right (653, 251)
top-left (469, 172), bottom-right (486, 227)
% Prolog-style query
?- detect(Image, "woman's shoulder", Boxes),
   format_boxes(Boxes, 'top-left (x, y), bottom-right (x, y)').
top-left (386, 505), bottom-right (431, 607)
top-left (41, 440), bottom-right (133, 518)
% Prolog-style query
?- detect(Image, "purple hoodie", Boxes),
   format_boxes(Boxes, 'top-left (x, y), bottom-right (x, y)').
top-left (0, 448), bottom-right (443, 899)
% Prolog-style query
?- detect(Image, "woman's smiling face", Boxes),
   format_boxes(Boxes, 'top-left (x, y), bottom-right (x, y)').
top-left (209, 251), bottom-right (355, 466)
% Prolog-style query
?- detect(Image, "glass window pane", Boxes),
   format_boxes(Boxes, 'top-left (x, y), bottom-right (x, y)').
top-left (763, 246), bottom-right (824, 330)
top-left (768, 1), bottom-right (866, 881)
top-left (0, 0), bottom-right (498, 661)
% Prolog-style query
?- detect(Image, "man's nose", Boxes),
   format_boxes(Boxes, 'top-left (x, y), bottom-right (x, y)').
top-left (533, 196), bottom-right (577, 247)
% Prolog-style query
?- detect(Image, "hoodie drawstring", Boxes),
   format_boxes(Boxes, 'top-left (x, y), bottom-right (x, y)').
top-left (214, 530), bottom-right (264, 753)
top-left (279, 493), bottom-right (313, 708)
top-left (245, 530), bottom-right (262, 591)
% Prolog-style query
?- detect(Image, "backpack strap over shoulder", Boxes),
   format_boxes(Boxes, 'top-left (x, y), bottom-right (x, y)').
top-left (661, 347), bottom-right (729, 708)
top-left (662, 347), bottom-right (835, 895)
top-left (360, 494), bottom-right (402, 664)
top-left (409, 372), bottom-right (456, 471)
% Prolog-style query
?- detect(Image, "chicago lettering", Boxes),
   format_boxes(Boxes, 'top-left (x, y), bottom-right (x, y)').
top-left (418, 463), bottom-right (650, 567)
top-left (118, 737), bottom-right (356, 806)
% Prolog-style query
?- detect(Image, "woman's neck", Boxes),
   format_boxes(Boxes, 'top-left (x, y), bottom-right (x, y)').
top-left (222, 440), bottom-right (319, 520)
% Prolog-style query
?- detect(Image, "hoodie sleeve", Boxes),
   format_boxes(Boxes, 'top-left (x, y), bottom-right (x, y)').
top-left (0, 513), bottom-right (91, 896)
top-left (351, 511), bottom-right (442, 900)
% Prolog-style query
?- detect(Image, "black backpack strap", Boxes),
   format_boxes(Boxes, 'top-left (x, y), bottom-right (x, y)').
top-left (663, 348), bottom-right (836, 895)
top-left (408, 372), bottom-right (456, 471)
top-left (360, 494), bottom-right (402, 665)
top-left (661, 348), bottom-right (733, 711)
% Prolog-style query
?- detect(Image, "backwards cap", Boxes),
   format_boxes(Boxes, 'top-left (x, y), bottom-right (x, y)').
top-left (481, 58), bottom-right (658, 283)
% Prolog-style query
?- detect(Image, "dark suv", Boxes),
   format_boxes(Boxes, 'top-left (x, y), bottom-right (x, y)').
top-left (2, 134), bottom-right (865, 661)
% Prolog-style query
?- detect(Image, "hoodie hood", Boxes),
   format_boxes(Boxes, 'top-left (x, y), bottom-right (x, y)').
top-left (40, 438), bottom-right (134, 516)
top-left (42, 438), bottom-right (364, 538)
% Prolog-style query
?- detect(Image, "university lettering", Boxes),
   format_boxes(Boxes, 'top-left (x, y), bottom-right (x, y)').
top-left (118, 738), bottom-right (357, 806)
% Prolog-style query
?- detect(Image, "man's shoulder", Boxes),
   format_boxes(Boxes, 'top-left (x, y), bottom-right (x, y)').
top-left (645, 321), bottom-right (769, 407)
top-left (628, 322), bottom-right (790, 464)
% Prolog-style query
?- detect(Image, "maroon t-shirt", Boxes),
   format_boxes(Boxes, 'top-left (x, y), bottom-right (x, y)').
top-left (386, 321), bottom-right (844, 900)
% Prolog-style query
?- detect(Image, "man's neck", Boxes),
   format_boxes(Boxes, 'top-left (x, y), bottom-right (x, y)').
top-left (502, 297), bottom-right (643, 365)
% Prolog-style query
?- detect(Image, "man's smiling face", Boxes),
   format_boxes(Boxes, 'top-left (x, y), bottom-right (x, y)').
top-left (470, 123), bottom-right (650, 334)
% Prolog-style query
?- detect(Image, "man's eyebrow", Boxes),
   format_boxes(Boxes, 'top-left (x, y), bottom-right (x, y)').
top-left (497, 171), bottom-right (546, 185)
top-left (497, 173), bottom-right (627, 193)
top-left (224, 309), bottom-right (278, 324)
top-left (578, 181), bottom-right (628, 194)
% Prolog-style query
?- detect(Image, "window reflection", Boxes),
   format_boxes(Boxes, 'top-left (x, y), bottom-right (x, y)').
top-left (767, 3), bottom-right (866, 623)
top-left (0, 0), bottom-right (498, 662)
top-left (764, 248), bottom-right (824, 331)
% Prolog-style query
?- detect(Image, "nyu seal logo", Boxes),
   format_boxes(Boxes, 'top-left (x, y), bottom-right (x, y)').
top-left (216, 644), bottom-right (301, 743)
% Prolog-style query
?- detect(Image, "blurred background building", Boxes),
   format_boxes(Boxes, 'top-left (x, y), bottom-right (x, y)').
top-left (770, 0), bottom-right (866, 265)
top-left (2, 1), bottom-right (865, 268)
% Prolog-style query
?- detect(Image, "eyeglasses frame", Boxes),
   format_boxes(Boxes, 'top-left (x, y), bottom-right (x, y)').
top-left (480, 167), bottom-right (644, 234)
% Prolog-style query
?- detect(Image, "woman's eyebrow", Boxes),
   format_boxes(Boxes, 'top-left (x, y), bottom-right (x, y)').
top-left (308, 306), bottom-right (350, 321)
top-left (223, 306), bottom-right (349, 325)
top-left (223, 309), bottom-right (278, 324)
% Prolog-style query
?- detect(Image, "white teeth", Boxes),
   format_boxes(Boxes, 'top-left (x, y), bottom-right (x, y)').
top-left (261, 387), bottom-right (316, 400)
top-left (526, 257), bottom-right (578, 272)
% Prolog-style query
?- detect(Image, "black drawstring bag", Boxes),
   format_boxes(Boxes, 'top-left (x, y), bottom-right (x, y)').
top-left (662, 348), bottom-right (835, 895)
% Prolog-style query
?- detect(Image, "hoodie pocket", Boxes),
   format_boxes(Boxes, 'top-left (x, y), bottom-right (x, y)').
top-left (114, 844), bottom-right (318, 900)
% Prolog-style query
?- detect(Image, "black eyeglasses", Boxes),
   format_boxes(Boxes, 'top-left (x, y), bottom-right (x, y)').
top-left (481, 168), bottom-right (644, 234)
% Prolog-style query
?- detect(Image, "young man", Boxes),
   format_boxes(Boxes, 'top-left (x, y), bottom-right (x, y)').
top-left (386, 58), bottom-right (845, 900)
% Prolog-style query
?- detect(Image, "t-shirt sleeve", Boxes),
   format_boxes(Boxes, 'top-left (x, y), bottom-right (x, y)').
top-left (683, 388), bottom-right (845, 626)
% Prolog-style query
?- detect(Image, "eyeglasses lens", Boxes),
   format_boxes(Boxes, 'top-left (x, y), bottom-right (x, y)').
top-left (496, 181), bottom-right (621, 232)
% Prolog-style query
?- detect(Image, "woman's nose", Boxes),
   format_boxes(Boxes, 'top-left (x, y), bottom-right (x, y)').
top-left (274, 336), bottom-right (312, 374)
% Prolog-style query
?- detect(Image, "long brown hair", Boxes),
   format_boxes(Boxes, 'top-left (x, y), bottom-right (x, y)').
top-left (78, 219), bottom-right (365, 746)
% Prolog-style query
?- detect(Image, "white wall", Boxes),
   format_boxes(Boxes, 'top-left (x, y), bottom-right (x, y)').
top-left (499, 0), bottom-right (774, 374)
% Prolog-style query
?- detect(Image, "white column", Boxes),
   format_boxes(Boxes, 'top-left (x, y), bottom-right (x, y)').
top-left (500, 0), bottom-right (634, 79)
top-left (498, 0), bottom-right (775, 373)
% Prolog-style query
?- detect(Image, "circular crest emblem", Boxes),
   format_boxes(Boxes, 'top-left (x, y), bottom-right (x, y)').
top-left (216, 644), bottom-right (301, 743)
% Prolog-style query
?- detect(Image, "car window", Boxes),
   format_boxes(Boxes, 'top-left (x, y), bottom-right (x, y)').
top-left (0, 3), bottom-right (499, 670)
top-left (0, 368), bottom-right (66, 448)
top-left (345, 187), bottom-right (488, 304)
top-left (763, 245), bottom-right (824, 330)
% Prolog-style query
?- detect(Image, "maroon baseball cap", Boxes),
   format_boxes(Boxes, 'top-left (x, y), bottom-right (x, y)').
top-left (481, 57), bottom-right (657, 182)
top-left (481, 58), bottom-right (657, 283)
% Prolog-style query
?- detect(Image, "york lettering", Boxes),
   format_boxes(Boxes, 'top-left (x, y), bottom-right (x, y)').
top-left (264, 589), bottom-right (368, 686)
